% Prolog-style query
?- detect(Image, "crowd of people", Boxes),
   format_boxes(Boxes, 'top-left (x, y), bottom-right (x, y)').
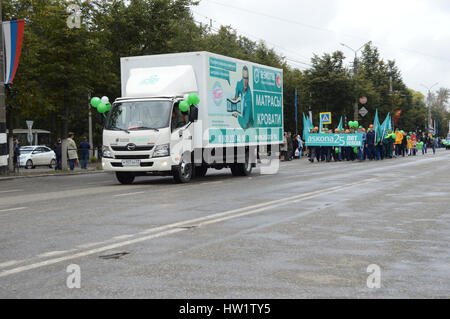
top-left (280, 132), bottom-right (304, 161)
top-left (281, 126), bottom-right (443, 163)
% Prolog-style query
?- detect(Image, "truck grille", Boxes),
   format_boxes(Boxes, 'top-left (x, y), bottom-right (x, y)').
top-left (111, 162), bottom-right (154, 167)
top-left (114, 155), bottom-right (150, 160)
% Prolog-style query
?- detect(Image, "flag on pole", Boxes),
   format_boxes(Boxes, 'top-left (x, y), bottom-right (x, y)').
top-left (373, 109), bottom-right (382, 141)
top-left (319, 115), bottom-right (323, 133)
top-left (3, 20), bottom-right (25, 84)
top-left (294, 89), bottom-right (298, 133)
top-left (337, 116), bottom-right (343, 131)
top-left (380, 112), bottom-right (391, 141)
top-left (302, 113), bottom-right (313, 140)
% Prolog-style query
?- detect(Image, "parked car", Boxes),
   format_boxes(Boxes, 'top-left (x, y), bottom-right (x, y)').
top-left (19, 146), bottom-right (56, 169)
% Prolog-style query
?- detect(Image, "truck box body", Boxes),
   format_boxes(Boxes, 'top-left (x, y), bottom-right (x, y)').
top-left (120, 51), bottom-right (284, 148)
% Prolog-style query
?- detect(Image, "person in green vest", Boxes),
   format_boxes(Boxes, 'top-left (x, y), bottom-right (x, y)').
top-left (383, 129), bottom-right (395, 159)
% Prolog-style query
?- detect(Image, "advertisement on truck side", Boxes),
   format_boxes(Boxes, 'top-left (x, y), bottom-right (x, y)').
top-left (206, 56), bottom-right (283, 145)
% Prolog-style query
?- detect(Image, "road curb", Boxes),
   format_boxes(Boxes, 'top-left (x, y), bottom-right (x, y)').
top-left (0, 170), bottom-right (107, 181)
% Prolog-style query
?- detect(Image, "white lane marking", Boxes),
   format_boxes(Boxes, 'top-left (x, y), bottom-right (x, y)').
top-left (85, 181), bottom-right (113, 186)
top-left (76, 241), bottom-right (108, 249)
top-left (0, 179), bottom-right (375, 278)
top-left (198, 181), bottom-right (223, 185)
top-left (0, 228), bottom-right (184, 278)
top-left (0, 260), bottom-right (24, 269)
top-left (113, 234), bottom-right (134, 240)
top-left (113, 191), bottom-right (146, 197)
top-left (196, 181), bottom-right (374, 228)
top-left (0, 189), bottom-right (23, 194)
top-left (37, 250), bottom-right (77, 258)
top-left (0, 207), bottom-right (27, 213)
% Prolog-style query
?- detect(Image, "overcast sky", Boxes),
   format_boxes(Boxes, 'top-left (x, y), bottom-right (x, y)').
top-left (192, 0), bottom-right (450, 97)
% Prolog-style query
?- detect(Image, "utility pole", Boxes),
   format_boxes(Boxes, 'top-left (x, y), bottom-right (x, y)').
top-left (340, 41), bottom-right (371, 121)
top-left (421, 82), bottom-right (438, 133)
top-left (0, 1), bottom-right (8, 176)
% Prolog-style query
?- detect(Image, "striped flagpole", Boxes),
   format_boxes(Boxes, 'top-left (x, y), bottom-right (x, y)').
top-left (0, 18), bottom-right (25, 174)
top-left (0, 3), bottom-right (7, 175)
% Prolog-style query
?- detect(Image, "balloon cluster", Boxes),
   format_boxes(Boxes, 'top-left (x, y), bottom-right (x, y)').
top-left (179, 93), bottom-right (200, 112)
top-left (348, 121), bottom-right (359, 128)
top-left (90, 96), bottom-right (111, 114)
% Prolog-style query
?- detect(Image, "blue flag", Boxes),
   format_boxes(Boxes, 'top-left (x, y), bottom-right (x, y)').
top-left (337, 116), bottom-right (343, 131)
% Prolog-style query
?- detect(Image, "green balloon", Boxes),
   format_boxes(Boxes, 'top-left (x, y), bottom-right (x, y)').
top-left (187, 93), bottom-right (200, 106)
top-left (106, 103), bottom-right (112, 111)
top-left (354, 121), bottom-right (359, 127)
top-left (179, 100), bottom-right (189, 112)
top-left (90, 97), bottom-right (101, 108)
top-left (97, 102), bottom-right (107, 114)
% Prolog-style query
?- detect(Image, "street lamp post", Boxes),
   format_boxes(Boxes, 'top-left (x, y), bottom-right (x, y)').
top-left (340, 41), bottom-right (371, 121)
top-left (421, 82), bottom-right (438, 133)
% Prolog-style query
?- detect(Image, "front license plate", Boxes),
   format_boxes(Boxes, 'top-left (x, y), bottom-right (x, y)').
top-left (122, 159), bottom-right (140, 167)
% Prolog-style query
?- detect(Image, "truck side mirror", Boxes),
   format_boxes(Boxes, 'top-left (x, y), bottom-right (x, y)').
top-left (189, 106), bottom-right (199, 122)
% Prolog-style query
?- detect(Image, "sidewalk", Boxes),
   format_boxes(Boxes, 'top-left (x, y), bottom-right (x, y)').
top-left (0, 162), bottom-right (105, 181)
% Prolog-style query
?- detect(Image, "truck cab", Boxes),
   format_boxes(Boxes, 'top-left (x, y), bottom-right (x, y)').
top-left (102, 97), bottom-right (197, 184)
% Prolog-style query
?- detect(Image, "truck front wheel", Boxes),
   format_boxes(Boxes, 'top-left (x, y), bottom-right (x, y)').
top-left (172, 157), bottom-right (193, 183)
top-left (116, 172), bottom-right (135, 184)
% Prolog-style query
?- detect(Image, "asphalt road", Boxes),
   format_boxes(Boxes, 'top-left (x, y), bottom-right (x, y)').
top-left (0, 150), bottom-right (449, 298)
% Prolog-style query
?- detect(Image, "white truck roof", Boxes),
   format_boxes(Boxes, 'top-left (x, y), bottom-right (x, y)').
top-left (125, 65), bottom-right (198, 98)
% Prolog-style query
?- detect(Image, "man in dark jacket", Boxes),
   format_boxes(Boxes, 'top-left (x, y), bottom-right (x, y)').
top-left (79, 137), bottom-right (91, 169)
top-left (292, 134), bottom-right (299, 159)
top-left (420, 132), bottom-right (429, 154)
top-left (366, 128), bottom-right (375, 160)
top-left (13, 138), bottom-right (20, 172)
top-left (286, 132), bottom-right (293, 161)
top-left (54, 138), bottom-right (62, 170)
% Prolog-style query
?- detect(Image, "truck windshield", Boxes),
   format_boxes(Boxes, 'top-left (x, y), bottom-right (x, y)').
top-left (105, 100), bottom-right (172, 131)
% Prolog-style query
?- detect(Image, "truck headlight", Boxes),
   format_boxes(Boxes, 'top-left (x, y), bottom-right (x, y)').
top-left (153, 144), bottom-right (170, 158)
top-left (102, 145), bottom-right (114, 159)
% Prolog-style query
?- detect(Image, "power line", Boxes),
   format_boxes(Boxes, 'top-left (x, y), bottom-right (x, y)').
top-left (192, 11), bottom-right (313, 69)
top-left (202, 0), bottom-right (450, 64)
top-left (193, 9), bottom-right (312, 62)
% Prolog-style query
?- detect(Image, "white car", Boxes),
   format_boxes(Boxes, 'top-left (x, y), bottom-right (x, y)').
top-left (19, 146), bottom-right (56, 169)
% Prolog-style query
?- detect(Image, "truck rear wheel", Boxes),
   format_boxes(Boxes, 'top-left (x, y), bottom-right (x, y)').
top-left (172, 157), bottom-right (193, 183)
top-left (230, 153), bottom-right (253, 176)
top-left (116, 172), bottom-right (135, 184)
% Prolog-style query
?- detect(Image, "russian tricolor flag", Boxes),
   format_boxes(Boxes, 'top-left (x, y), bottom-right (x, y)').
top-left (3, 20), bottom-right (24, 85)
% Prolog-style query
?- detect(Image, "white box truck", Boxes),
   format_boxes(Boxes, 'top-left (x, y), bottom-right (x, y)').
top-left (102, 51), bottom-right (283, 184)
